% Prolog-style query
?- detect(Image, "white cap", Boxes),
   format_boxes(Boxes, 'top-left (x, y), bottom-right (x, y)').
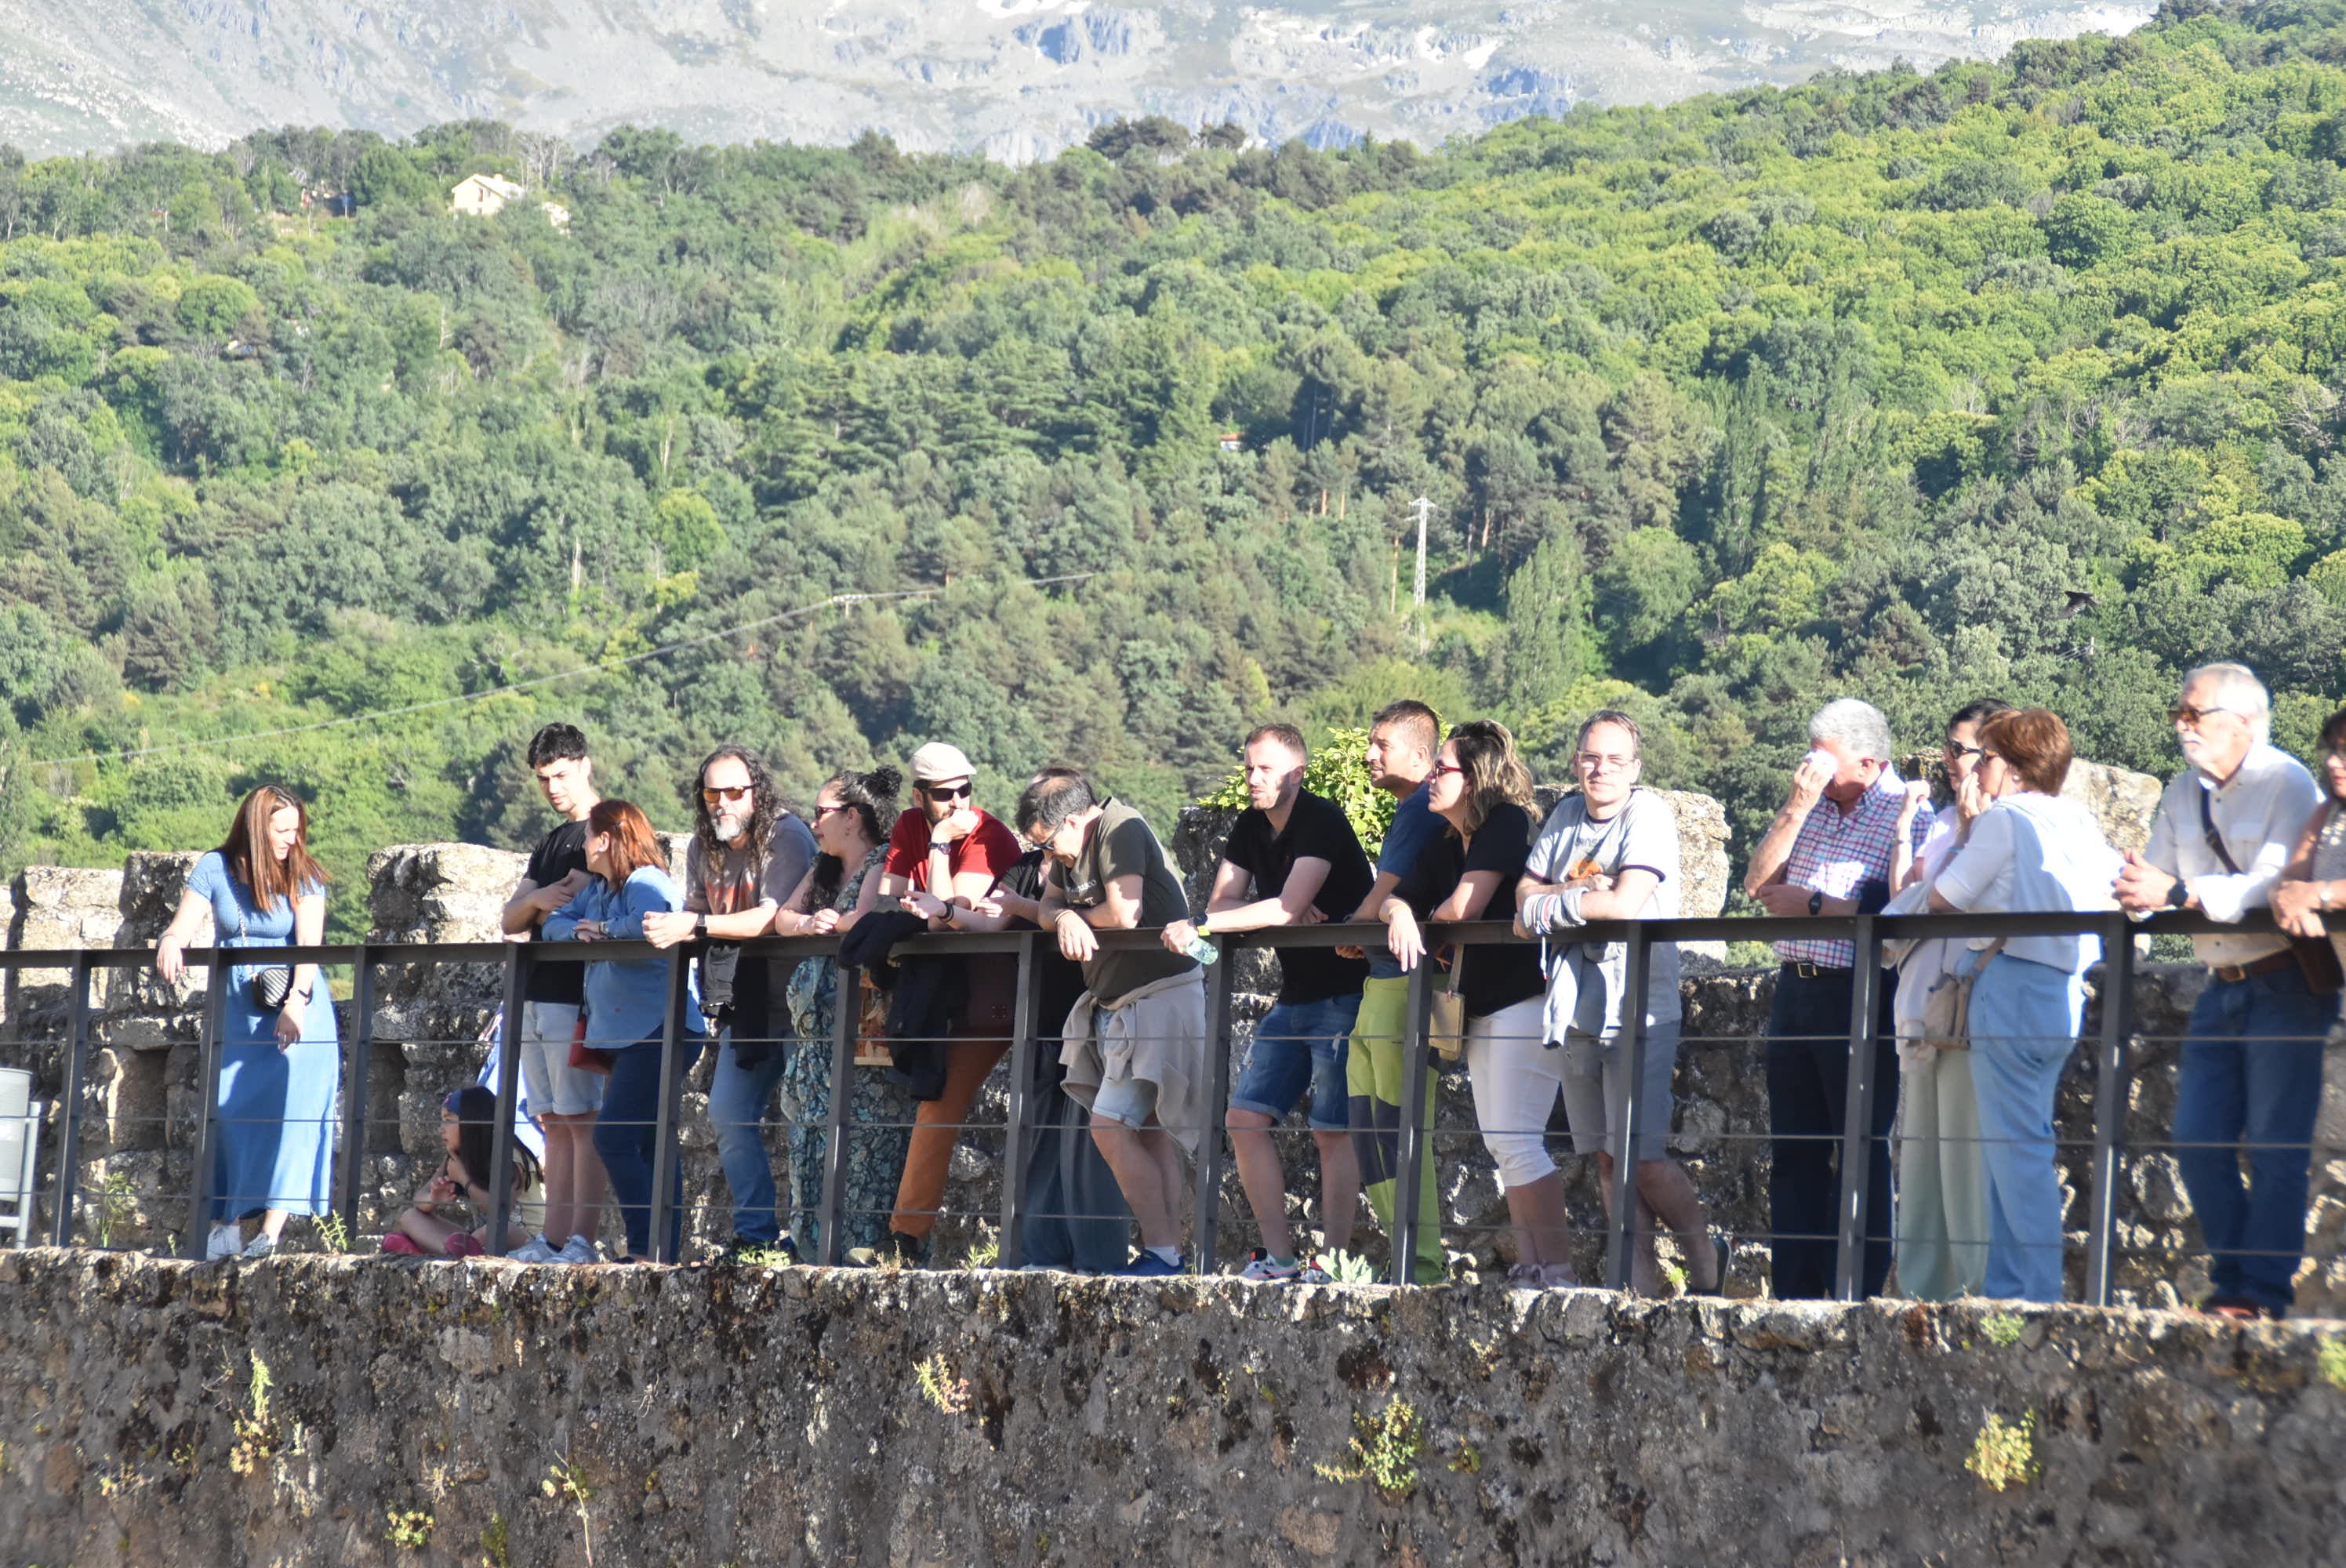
top-left (908, 742), bottom-right (975, 785)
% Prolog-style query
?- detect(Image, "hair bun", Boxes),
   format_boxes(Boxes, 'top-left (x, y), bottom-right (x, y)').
top-left (864, 764), bottom-right (904, 798)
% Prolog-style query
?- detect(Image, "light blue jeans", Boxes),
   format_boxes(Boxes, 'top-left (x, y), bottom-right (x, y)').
top-left (1966, 953), bottom-right (2084, 1302)
top-left (708, 1030), bottom-right (791, 1245)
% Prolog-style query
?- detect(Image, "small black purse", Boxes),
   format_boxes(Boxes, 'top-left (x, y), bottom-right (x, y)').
top-left (235, 904), bottom-right (297, 1011)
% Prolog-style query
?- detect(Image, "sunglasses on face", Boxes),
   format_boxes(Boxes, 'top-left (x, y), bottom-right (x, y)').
top-left (701, 785), bottom-right (752, 804)
top-left (814, 802), bottom-right (848, 818)
top-left (1944, 742), bottom-right (1983, 760)
top-left (2169, 704), bottom-right (2238, 728)
top-left (921, 782), bottom-right (974, 801)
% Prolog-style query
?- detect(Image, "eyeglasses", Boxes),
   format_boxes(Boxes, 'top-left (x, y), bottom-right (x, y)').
top-left (921, 782), bottom-right (974, 800)
top-left (2170, 704), bottom-right (2239, 729)
top-left (1431, 761), bottom-right (1466, 777)
top-left (814, 802), bottom-right (848, 818)
top-left (701, 785), bottom-right (752, 804)
top-left (1944, 742), bottom-right (1983, 760)
top-left (1575, 753), bottom-right (1636, 774)
top-left (1981, 751), bottom-right (2008, 767)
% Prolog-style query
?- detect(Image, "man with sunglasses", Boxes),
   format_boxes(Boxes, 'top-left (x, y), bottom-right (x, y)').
top-left (643, 745), bottom-right (816, 1261)
top-left (2116, 662), bottom-right (2326, 1321)
top-left (874, 741), bottom-right (1026, 1263)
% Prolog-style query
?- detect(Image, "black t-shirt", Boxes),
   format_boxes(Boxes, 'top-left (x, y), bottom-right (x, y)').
top-left (1393, 802), bottom-right (1542, 1020)
top-left (521, 818), bottom-right (591, 1006)
top-left (1222, 789), bottom-right (1373, 1004)
top-left (996, 850), bottom-right (1090, 1056)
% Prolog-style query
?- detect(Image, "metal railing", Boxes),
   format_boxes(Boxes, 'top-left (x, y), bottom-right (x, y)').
top-left (0, 906), bottom-right (2317, 1305)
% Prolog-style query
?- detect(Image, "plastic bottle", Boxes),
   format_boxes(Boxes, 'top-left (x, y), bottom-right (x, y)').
top-left (1182, 927), bottom-right (1220, 965)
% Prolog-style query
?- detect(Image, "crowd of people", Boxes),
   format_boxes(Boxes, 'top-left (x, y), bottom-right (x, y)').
top-left (154, 662), bottom-right (2345, 1318)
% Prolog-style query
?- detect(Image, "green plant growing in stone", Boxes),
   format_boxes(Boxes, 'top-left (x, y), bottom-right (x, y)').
top-left (480, 1511), bottom-right (511, 1568)
top-left (964, 1232), bottom-right (1000, 1269)
top-left (2318, 1338), bottom-right (2346, 1392)
top-left (92, 1171), bottom-right (137, 1248)
top-left (544, 1458), bottom-right (596, 1568)
top-left (1981, 1312), bottom-right (2025, 1348)
top-left (1313, 1399), bottom-right (1426, 1501)
top-left (1316, 1249), bottom-right (1380, 1287)
top-left (1966, 1411), bottom-right (2042, 1492)
top-left (917, 1353), bottom-right (972, 1416)
top-left (227, 1353), bottom-right (277, 1476)
top-left (1448, 1439), bottom-right (1482, 1475)
top-left (315, 1211), bottom-right (350, 1254)
top-left (386, 1508), bottom-right (434, 1549)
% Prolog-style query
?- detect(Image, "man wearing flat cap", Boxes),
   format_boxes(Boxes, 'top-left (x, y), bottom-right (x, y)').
top-left (875, 740), bottom-right (1026, 1263)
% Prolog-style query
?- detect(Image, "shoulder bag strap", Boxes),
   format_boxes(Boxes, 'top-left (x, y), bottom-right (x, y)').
top-left (2197, 782), bottom-right (2243, 876)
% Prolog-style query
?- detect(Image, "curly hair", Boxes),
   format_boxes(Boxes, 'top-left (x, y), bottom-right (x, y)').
top-left (689, 744), bottom-right (790, 874)
top-left (806, 764), bottom-right (902, 910)
top-left (1444, 719), bottom-right (1534, 837)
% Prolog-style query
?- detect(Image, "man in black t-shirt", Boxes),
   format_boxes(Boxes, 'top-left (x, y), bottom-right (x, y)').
top-left (496, 723), bottom-right (610, 1264)
top-left (1164, 724), bottom-right (1371, 1283)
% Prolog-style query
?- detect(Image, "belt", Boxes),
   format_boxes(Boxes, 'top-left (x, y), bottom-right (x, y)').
top-left (1779, 961), bottom-right (1853, 981)
top-left (2210, 950), bottom-right (2296, 985)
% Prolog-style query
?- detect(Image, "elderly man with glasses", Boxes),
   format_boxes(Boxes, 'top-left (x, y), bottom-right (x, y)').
top-left (2115, 662), bottom-right (2329, 1321)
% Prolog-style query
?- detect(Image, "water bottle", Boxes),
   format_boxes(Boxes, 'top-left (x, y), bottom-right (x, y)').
top-left (1182, 926), bottom-right (1220, 966)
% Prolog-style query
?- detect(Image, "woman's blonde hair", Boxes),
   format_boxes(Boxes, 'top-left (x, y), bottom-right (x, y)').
top-left (1444, 719), bottom-right (1534, 837)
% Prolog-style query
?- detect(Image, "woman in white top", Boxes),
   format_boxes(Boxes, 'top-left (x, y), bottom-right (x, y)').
top-left (1889, 698), bottom-right (2010, 1301)
top-left (1928, 710), bottom-right (2120, 1301)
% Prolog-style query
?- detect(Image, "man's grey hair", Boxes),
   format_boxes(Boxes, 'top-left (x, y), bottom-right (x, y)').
top-left (1808, 698), bottom-right (1894, 764)
top-left (2184, 662), bottom-right (2272, 744)
top-left (1015, 771), bottom-right (1099, 840)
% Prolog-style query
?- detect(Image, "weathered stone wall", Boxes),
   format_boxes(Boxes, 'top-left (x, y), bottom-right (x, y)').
top-left (0, 1252), bottom-right (2339, 1566)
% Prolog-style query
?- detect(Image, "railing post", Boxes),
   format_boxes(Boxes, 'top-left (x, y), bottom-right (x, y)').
top-left (999, 931), bottom-right (1040, 1269)
top-left (183, 960), bottom-right (228, 1260)
top-left (1833, 913), bottom-right (1883, 1303)
top-left (648, 947), bottom-right (690, 1264)
top-left (1389, 957), bottom-right (1436, 1287)
top-left (334, 946), bottom-right (375, 1244)
top-left (485, 945), bottom-right (527, 1256)
top-left (1604, 926), bottom-right (1651, 1293)
top-left (49, 951), bottom-right (93, 1247)
top-left (816, 958), bottom-right (857, 1266)
top-left (2084, 912), bottom-right (2135, 1308)
top-left (1190, 939), bottom-right (1239, 1276)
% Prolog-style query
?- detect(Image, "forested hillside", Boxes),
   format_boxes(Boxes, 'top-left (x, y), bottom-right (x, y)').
top-left (4, 1), bottom-right (2345, 939)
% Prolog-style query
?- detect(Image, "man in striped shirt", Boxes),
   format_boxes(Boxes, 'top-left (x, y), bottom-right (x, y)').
top-left (1744, 699), bottom-right (1934, 1298)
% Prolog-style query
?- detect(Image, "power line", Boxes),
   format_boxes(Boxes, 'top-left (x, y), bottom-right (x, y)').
top-left (30, 572), bottom-right (1099, 769)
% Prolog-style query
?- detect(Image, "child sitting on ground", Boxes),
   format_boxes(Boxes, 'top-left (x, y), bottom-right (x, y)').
top-left (383, 1086), bottom-right (547, 1257)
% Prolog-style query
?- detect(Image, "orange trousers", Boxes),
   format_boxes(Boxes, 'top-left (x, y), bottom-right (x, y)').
top-left (890, 961), bottom-right (1017, 1243)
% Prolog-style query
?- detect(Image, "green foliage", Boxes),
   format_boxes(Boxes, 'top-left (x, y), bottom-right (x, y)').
top-left (1313, 1398), bottom-right (1426, 1500)
top-left (385, 1509), bottom-right (434, 1550)
top-left (7, 6), bottom-right (2346, 912)
top-left (2319, 1337), bottom-right (2346, 1392)
top-left (1966, 1410), bottom-right (2043, 1492)
top-left (1196, 726), bottom-right (1395, 853)
top-left (1314, 1248), bottom-right (1382, 1287)
top-left (1981, 1311), bottom-right (2026, 1348)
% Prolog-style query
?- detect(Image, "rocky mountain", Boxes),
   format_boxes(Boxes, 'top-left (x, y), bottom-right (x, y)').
top-left (1, 1), bottom-right (2154, 160)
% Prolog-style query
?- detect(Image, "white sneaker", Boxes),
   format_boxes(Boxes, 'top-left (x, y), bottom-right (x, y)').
top-left (507, 1234), bottom-right (560, 1264)
top-left (554, 1234), bottom-right (600, 1265)
top-left (206, 1223), bottom-right (242, 1261)
top-left (240, 1235), bottom-right (277, 1261)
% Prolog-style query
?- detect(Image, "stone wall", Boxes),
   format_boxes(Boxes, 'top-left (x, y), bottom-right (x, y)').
top-left (0, 1252), bottom-right (2339, 1566)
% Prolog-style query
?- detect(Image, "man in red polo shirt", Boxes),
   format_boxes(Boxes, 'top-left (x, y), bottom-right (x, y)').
top-left (878, 741), bottom-right (1025, 1262)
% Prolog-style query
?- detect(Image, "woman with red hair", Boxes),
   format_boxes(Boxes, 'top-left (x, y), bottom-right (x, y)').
top-left (155, 786), bottom-right (340, 1261)
top-left (545, 799), bottom-right (705, 1260)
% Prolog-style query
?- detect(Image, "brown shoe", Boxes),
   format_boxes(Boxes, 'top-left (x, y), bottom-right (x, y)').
top-left (2201, 1294), bottom-right (2263, 1323)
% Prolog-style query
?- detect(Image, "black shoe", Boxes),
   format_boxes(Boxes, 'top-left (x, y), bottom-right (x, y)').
top-left (885, 1230), bottom-right (926, 1267)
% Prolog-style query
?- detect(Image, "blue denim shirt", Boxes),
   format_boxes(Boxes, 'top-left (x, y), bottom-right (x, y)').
top-left (543, 866), bottom-right (705, 1047)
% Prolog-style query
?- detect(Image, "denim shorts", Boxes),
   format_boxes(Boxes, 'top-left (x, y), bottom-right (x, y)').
top-left (1230, 994), bottom-right (1360, 1131)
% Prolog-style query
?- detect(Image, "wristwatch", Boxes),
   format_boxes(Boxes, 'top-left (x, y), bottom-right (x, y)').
top-left (2166, 878), bottom-right (2189, 909)
top-left (694, 912), bottom-right (708, 937)
top-left (1807, 888), bottom-right (1825, 916)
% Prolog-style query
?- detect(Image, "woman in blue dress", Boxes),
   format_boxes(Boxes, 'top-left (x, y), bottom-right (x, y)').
top-left (154, 786), bottom-right (340, 1261)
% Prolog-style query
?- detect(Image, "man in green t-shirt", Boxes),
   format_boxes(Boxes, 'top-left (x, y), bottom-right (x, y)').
top-left (1019, 771), bottom-right (1206, 1277)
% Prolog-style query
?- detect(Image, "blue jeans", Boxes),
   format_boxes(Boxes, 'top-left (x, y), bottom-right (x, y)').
top-left (1230, 994), bottom-right (1360, 1130)
top-left (2174, 966), bottom-right (2330, 1313)
top-left (593, 1033), bottom-right (705, 1259)
top-left (708, 1031), bottom-right (790, 1243)
top-left (1967, 954), bottom-right (2084, 1302)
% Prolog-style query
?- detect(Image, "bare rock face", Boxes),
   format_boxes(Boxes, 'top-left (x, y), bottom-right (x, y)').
top-left (4, 865), bottom-right (125, 1027)
top-left (2061, 757), bottom-right (2163, 854)
top-left (109, 851), bottom-right (209, 1019)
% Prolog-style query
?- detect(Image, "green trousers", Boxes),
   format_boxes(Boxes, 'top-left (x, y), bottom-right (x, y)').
top-left (1345, 975), bottom-right (1446, 1282)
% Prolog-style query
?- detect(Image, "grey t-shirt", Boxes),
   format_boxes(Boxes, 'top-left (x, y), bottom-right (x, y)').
top-left (682, 812), bottom-right (819, 916)
top-left (1051, 797), bottom-right (1197, 1007)
top-left (1524, 788), bottom-right (1682, 1033)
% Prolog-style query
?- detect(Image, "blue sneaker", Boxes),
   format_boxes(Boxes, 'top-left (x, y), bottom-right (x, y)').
top-left (1124, 1251), bottom-right (1187, 1277)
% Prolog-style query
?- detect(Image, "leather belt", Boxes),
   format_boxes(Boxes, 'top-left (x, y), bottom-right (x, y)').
top-left (2210, 950), bottom-right (2296, 984)
top-left (1780, 961), bottom-right (1853, 981)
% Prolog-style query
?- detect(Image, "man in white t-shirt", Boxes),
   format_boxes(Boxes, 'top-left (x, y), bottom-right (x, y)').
top-left (1515, 711), bottom-right (1720, 1294)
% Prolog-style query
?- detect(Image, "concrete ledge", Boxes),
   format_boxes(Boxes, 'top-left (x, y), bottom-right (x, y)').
top-left (0, 1251), bottom-right (2338, 1564)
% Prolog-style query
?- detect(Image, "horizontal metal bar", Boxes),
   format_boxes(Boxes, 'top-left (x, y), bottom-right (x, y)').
top-left (0, 906), bottom-right (2272, 967)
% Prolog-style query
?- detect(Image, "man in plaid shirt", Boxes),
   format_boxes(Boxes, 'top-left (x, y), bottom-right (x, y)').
top-left (1744, 699), bottom-right (1934, 1298)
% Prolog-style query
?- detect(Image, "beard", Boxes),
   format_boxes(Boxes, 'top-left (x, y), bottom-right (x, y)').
top-left (713, 811), bottom-right (747, 844)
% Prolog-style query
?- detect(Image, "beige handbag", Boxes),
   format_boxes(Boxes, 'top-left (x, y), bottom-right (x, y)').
top-left (1914, 938), bottom-right (2005, 1051)
top-left (1428, 950), bottom-right (1467, 1062)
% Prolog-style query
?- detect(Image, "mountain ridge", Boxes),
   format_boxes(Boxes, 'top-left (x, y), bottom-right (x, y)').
top-left (0, 1), bottom-right (2158, 160)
